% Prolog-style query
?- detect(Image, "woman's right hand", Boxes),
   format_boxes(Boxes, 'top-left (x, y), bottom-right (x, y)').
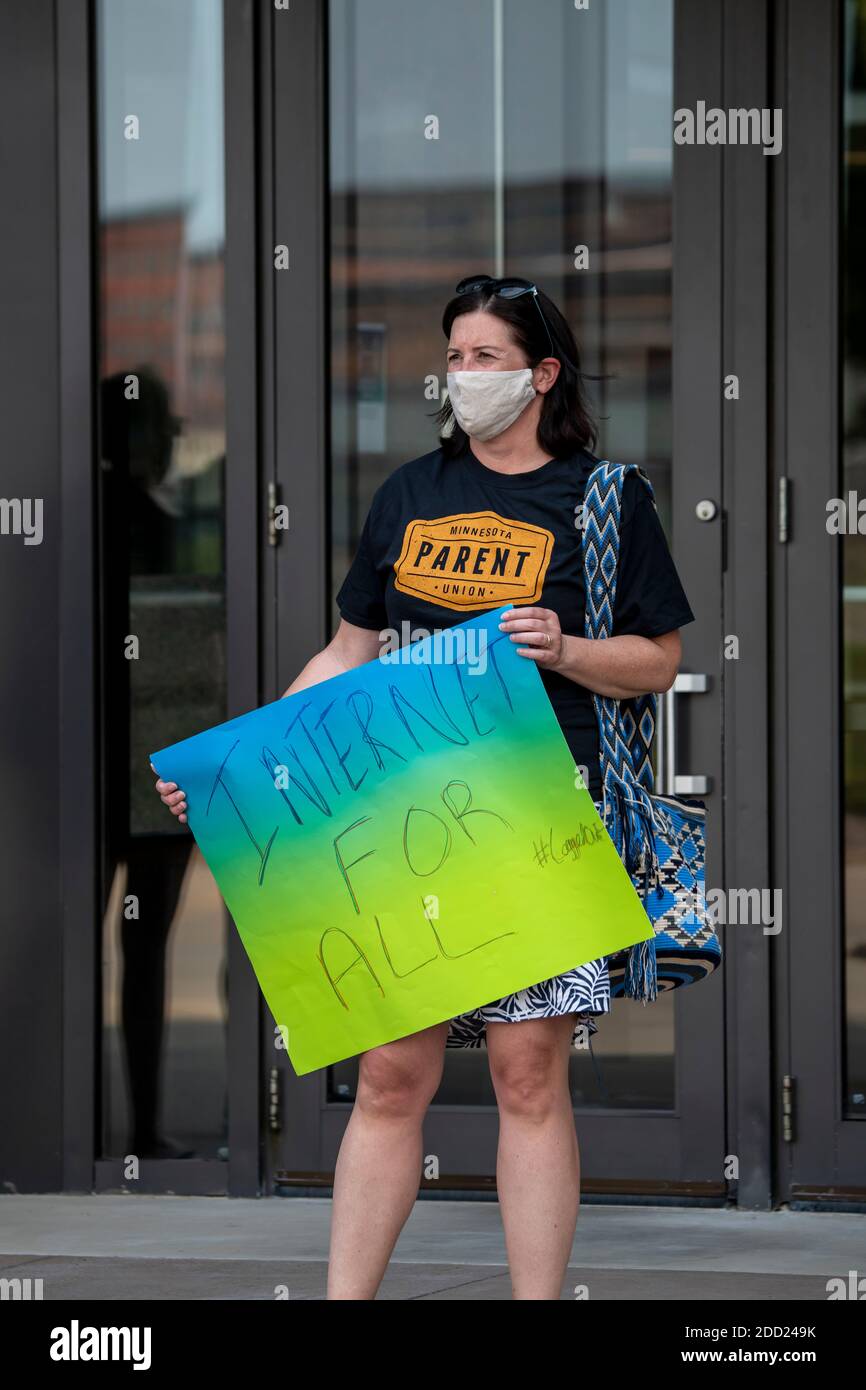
top-left (150, 762), bottom-right (188, 824)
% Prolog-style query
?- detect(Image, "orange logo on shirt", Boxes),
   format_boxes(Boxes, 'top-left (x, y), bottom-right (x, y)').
top-left (393, 511), bottom-right (554, 611)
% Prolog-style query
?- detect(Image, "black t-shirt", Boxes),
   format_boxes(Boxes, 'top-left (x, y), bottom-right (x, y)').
top-left (335, 443), bottom-right (695, 799)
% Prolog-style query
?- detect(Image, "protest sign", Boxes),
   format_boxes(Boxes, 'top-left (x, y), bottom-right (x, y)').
top-left (151, 606), bottom-right (651, 1075)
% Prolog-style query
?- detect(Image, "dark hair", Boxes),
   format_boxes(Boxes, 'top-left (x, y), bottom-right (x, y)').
top-left (434, 280), bottom-right (598, 459)
top-left (100, 365), bottom-right (178, 483)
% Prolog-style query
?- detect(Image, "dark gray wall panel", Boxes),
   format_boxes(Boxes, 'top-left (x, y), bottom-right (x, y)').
top-left (0, 0), bottom-right (63, 1191)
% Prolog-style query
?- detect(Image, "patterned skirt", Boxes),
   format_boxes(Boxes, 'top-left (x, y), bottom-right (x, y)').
top-left (446, 800), bottom-right (611, 1050)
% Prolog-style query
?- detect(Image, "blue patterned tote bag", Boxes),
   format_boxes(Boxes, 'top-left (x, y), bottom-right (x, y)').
top-left (581, 459), bottom-right (722, 1001)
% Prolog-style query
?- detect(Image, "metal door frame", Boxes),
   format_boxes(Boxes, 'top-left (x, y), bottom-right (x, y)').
top-left (717, 0), bottom-right (775, 1209)
top-left (772, 0), bottom-right (866, 1203)
top-left (263, 0), bottom-right (333, 1183)
top-left (266, 0), bottom-right (784, 1200)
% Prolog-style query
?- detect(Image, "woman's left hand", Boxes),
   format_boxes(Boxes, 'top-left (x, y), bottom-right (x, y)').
top-left (499, 606), bottom-right (565, 669)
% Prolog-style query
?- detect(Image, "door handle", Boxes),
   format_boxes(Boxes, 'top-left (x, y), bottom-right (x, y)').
top-left (654, 673), bottom-right (713, 796)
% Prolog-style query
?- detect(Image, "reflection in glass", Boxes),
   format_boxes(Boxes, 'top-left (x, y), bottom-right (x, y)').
top-left (328, 0), bottom-right (675, 1110)
top-left (97, 0), bottom-right (228, 1158)
top-left (843, 0), bottom-right (866, 1116)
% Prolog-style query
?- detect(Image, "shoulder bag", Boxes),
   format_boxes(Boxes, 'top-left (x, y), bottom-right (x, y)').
top-left (581, 458), bottom-right (722, 1001)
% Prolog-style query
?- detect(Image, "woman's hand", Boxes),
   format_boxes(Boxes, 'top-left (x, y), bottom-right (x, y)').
top-left (499, 606), bottom-right (564, 669)
top-left (151, 762), bottom-right (188, 824)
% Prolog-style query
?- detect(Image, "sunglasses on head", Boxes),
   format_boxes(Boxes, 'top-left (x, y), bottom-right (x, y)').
top-left (454, 274), bottom-right (557, 362)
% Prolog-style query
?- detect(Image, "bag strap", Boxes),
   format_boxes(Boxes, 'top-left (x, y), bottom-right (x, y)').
top-left (581, 458), bottom-right (662, 1001)
top-left (582, 459), bottom-right (658, 788)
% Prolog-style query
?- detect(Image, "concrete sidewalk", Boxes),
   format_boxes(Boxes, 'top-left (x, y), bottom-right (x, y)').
top-left (0, 1195), bottom-right (863, 1300)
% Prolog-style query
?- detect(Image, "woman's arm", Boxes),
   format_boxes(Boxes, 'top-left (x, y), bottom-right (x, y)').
top-left (552, 629), bottom-right (680, 699)
top-left (281, 618), bottom-right (382, 697)
top-left (500, 607), bottom-right (681, 699)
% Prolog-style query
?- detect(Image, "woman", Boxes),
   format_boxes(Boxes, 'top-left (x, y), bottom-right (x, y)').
top-left (154, 273), bottom-right (694, 1299)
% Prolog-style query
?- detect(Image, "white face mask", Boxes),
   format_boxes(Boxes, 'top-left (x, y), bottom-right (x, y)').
top-left (446, 368), bottom-right (537, 442)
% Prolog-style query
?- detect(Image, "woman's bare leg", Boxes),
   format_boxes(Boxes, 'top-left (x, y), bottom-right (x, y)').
top-left (327, 1020), bottom-right (450, 1300)
top-left (487, 1014), bottom-right (580, 1300)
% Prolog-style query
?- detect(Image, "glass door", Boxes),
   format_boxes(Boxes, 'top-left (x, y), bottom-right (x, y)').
top-left (296, 0), bottom-right (726, 1191)
top-left (94, 0), bottom-right (258, 1191)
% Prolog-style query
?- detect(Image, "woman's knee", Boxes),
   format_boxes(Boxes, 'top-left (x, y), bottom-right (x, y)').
top-left (356, 1027), bottom-right (446, 1120)
top-left (489, 1032), bottom-right (571, 1120)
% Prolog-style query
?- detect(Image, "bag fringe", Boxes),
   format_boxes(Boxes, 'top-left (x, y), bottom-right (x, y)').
top-left (602, 778), bottom-right (661, 1003)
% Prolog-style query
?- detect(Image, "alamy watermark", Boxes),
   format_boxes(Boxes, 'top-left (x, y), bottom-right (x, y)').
top-left (379, 621), bottom-right (489, 675)
top-left (49, 1321), bottom-right (151, 1369)
top-left (674, 102), bottom-right (783, 156)
top-left (0, 497), bottom-right (43, 545)
top-left (827, 491), bottom-right (866, 533)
